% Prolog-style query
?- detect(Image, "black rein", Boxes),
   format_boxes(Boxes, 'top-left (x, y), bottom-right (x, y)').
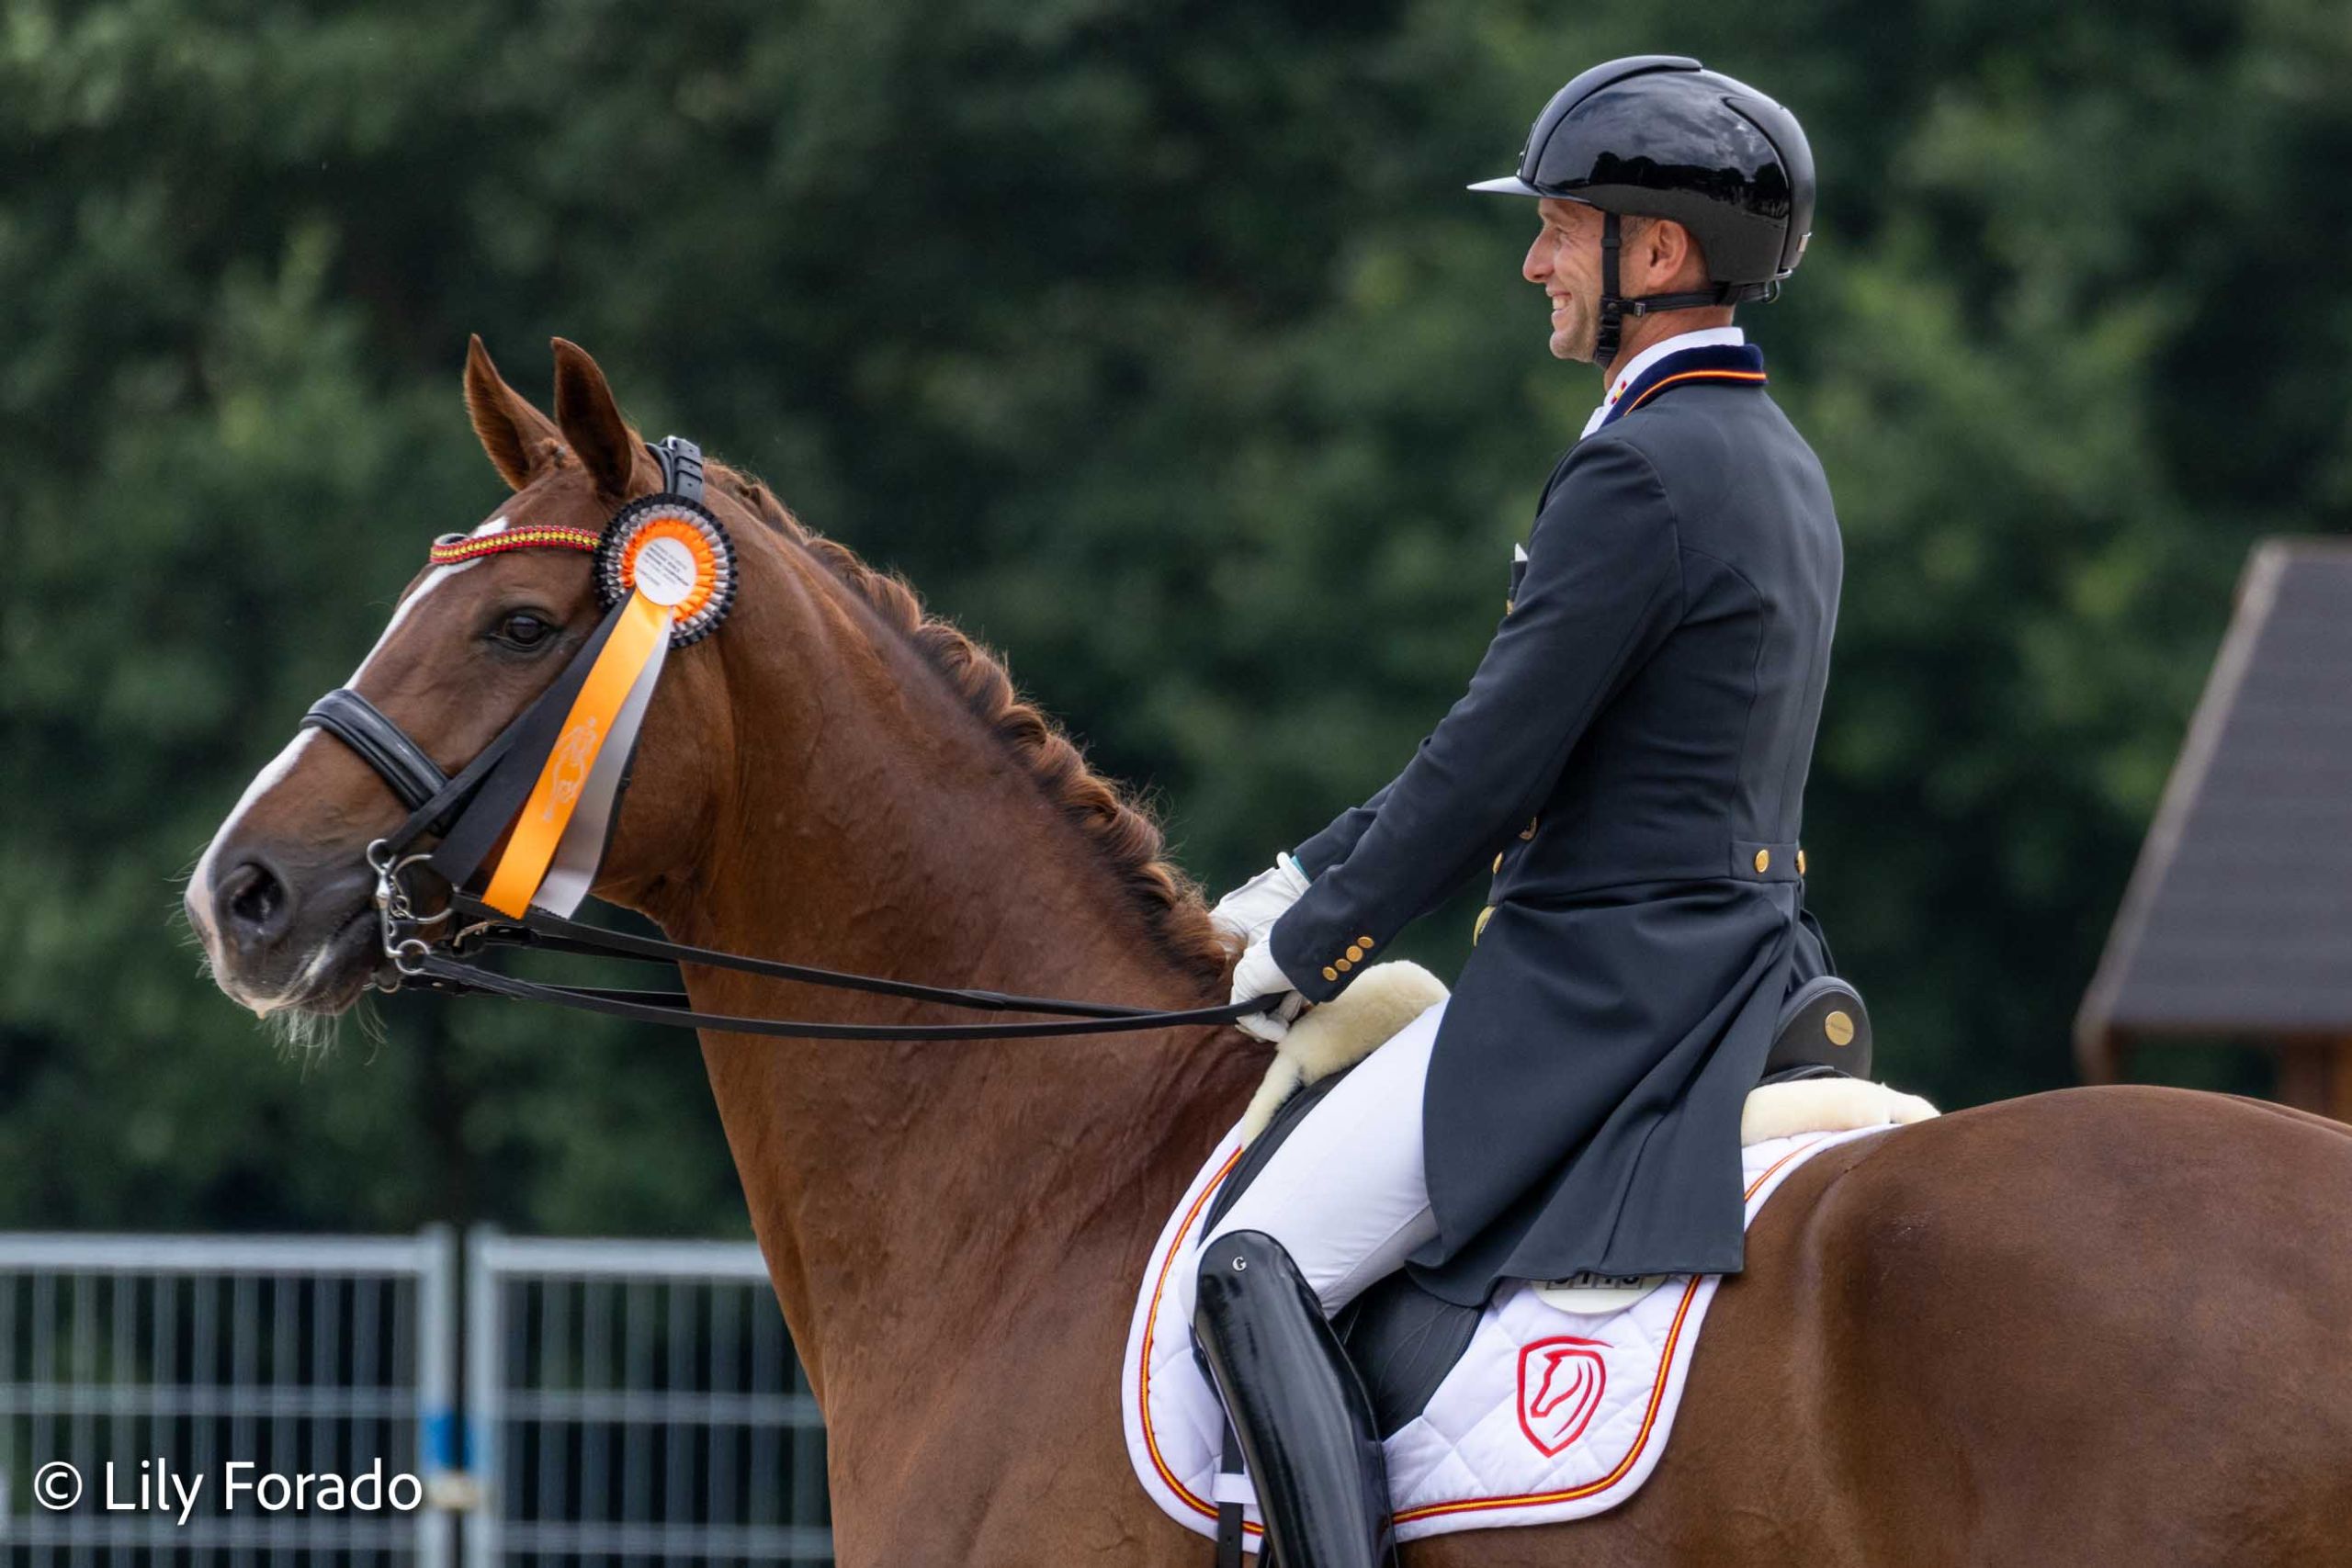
top-left (301, 436), bottom-right (1281, 1042)
top-left (396, 895), bottom-right (1281, 1043)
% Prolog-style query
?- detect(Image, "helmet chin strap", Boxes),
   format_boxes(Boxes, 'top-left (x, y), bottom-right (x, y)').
top-left (1596, 211), bottom-right (1628, 369)
top-left (1593, 209), bottom-right (1769, 371)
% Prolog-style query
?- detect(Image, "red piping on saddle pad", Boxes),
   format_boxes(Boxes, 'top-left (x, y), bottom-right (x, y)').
top-left (1136, 1134), bottom-right (1828, 1531)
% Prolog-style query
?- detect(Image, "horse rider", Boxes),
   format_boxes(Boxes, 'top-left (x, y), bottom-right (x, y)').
top-left (1195, 56), bottom-right (1840, 1567)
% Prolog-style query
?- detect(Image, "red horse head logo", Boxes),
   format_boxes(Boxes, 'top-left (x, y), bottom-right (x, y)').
top-left (1517, 1337), bottom-right (1608, 1456)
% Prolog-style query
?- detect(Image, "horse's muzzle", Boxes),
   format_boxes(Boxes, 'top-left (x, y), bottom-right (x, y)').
top-left (190, 839), bottom-right (379, 1014)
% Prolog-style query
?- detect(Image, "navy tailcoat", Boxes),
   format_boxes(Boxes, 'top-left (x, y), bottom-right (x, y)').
top-left (1268, 343), bottom-right (1841, 1307)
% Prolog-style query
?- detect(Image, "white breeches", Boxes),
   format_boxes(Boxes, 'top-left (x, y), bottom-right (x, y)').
top-left (1200, 998), bottom-right (1447, 1317)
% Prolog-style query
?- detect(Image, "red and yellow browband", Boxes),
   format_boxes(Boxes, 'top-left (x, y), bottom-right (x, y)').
top-left (426, 491), bottom-right (737, 918)
top-left (426, 525), bottom-right (601, 566)
top-left (424, 501), bottom-right (737, 650)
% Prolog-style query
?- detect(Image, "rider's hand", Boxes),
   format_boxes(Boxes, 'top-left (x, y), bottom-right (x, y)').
top-left (1209, 852), bottom-right (1310, 948)
top-left (1230, 938), bottom-right (1307, 1043)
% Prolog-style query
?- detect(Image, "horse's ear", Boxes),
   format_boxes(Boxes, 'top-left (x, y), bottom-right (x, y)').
top-left (464, 334), bottom-right (560, 491)
top-left (550, 338), bottom-right (652, 501)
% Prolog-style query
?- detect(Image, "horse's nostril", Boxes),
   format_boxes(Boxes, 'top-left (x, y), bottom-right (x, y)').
top-left (219, 859), bottom-right (291, 944)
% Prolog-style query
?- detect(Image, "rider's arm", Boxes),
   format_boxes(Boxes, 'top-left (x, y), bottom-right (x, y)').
top-left (1291, 779), bottom-right (1395, 879)
top-left (1292, 761), bottom-right (1479, 926)
top-left (1269, 434), bottom-right (1684, 1002)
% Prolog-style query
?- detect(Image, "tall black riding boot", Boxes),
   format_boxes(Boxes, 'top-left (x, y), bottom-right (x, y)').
top-left (1193, 1230), bottom-right (1397, 1568)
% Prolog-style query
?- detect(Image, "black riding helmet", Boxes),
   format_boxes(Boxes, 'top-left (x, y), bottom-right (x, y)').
top-left (1473, 55), bottom-right (1815, 365)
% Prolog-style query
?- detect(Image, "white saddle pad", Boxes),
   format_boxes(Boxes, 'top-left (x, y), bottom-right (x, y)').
top-left (1122, 1121), bottom-right (1890, 1547)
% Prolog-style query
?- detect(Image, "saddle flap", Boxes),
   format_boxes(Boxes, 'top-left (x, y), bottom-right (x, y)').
top-left (1335, 1272), bottom-right (1484, 1438)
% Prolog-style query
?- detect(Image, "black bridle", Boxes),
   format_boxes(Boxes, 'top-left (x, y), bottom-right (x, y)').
top-left (298, 437), bottom-right (1281, 1041)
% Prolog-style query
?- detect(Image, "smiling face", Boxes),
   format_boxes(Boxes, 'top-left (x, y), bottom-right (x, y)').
top-left (185, 338), bottom-right (730, 1020)
top-left (1520, 198), bottom-right (1718, 367)
top-left (1523, 197), bottom-right (1611, 363)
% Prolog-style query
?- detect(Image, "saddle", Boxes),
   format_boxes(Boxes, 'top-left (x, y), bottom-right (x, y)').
top-left (1208, 972), bottom-right (1878, 1436)
top-left (1131, 971), bottom-right (1928, 1553)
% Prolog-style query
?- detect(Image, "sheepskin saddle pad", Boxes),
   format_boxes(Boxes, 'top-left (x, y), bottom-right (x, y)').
top-left (1121, 961), bottom-right (1939, 1548)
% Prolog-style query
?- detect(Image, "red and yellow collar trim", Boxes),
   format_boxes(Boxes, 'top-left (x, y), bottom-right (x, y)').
top-left (1623, 366), bottom-right (1768, 412)
top-left (1597, 342), bottom-right (1769, 431)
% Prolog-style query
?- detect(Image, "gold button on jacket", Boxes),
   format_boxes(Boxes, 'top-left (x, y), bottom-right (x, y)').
top-left (1245, 367), bottom-right (1843, 1303)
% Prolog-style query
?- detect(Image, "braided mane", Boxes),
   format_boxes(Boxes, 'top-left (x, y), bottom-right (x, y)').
top-left (706, 461), bottom-right (1234, 990)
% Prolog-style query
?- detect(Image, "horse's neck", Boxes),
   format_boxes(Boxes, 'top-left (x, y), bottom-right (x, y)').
top-left (628, 546), bottom-right (1261, 1409)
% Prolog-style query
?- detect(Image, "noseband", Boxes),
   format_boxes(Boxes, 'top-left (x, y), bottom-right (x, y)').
top-left (297, 436), bottom-right (1279, 1041)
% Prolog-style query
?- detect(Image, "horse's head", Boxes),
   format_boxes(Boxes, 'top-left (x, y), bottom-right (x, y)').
top-left (187, 337), bottom-right (743, 1018)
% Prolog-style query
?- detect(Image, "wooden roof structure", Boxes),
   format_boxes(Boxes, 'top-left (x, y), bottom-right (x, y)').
top-left (2076, 538), bottom-right (2352, 1111)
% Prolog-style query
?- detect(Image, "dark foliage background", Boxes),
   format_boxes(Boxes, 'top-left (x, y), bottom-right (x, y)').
top-left (2, 0), bottom-right (2341, 1235)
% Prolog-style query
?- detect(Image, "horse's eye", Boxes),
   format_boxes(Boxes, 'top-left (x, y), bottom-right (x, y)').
top-left (493, 611), bottom-right (556, 650)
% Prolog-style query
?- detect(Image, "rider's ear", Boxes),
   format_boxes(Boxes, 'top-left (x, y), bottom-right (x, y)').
top-left (464, 334), bottom-right (561, 491)
top-left (550, 338), bottom-right (655, 502)
top-left (1656, 220), bottom-right (1701, 286)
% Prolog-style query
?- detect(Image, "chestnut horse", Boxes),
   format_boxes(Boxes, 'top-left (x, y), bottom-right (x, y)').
top-left (188, 340), bottom-right (2352, 1566)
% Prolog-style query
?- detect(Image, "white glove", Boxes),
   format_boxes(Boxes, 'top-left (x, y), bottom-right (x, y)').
top-left (1230, 938), bottom-right (1307, 1043)
top-left (1210, 852), bottom-right (1311, 947)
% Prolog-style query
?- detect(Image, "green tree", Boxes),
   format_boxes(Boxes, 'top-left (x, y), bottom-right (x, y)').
top-left (1, 0), bottom-right (2343, 1234)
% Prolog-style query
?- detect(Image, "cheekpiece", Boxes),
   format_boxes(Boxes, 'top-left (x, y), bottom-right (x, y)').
top-left (593, 494), bottom-right (738, 647)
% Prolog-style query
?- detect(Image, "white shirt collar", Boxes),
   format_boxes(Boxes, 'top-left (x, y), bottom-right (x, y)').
top-left (1581, 326), bottom-right (1747, 437)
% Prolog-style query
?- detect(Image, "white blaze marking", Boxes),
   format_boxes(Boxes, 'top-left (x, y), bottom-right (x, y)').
top-left (346, 513), bottom-right (506, 683)
top-left (190, 513), bottom-right (510, 976)
top-left (187, 728), bottom-right (319, 949)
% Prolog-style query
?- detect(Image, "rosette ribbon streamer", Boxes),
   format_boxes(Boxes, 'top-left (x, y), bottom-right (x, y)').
top-left (294, 436), bottom-right (1291, 1043)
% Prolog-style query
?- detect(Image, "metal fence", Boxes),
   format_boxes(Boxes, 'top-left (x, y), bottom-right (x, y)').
top-left (465, 1235), bottom-right (827, 1568)
top-left (0, 1231), bottom-right (454, 1568)
top-left (0, 1232), bottom-right (827, 1568)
